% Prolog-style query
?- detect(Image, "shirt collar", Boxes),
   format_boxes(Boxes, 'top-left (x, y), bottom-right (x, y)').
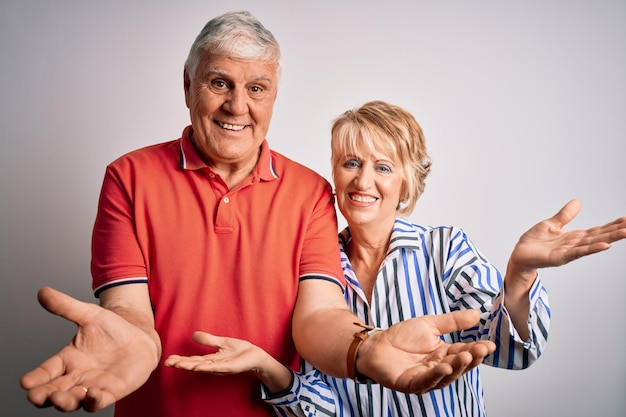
top-left (339, 218), bottom-right (422, 253)
top-left (387, 218), bottom-right (422, 252)
top-left (178, 125), bottom-right (279, 181)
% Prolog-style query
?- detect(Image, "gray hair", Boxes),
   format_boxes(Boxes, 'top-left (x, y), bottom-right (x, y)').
top-left (185, 11), bottom-right (282, 81)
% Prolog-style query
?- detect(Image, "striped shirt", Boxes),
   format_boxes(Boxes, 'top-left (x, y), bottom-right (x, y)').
top-left (263, 218), bottom-right (550, 416)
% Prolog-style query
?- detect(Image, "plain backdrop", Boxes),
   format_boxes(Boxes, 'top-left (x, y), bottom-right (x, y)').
top-left (1, 1), bottom-right (624, 416)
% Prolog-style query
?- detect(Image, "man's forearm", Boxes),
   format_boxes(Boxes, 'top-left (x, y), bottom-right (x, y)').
top-left (292, 279), bottom-right (359, 378)
top-left (99, 283), bottom-right (162, 365)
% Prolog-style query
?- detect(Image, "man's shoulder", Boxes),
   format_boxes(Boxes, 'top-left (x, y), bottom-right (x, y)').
top-left (108, 139), bottom-right (179, 168)
top-left (269, 149), bottom-right (328, 184)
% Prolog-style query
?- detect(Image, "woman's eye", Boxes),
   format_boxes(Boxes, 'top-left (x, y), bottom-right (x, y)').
top-left (376, 164), bottom-right (392, 173)
top-left (344, 159), bottom-right (360, 169)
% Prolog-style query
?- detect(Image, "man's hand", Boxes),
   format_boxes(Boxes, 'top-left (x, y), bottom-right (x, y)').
top-left (20, 287), bottom-right (159, 412)
top-left (356, 310), bottom-right (495, 394)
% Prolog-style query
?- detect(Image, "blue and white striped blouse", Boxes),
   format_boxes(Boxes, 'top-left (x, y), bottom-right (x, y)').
top-left (264, 218), bottom-right (550, 417)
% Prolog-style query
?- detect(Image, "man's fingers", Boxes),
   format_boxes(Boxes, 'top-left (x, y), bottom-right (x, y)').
top-left (37, 286), bottom-right (95, 326)
top-left (459, 341), bottom-right (495, 369)
top-left (432, 342), bottom-right (494, 391)
top-left (26, 384), bottom-right (55, 408)
top-left (26, 377), bottom-right (116, 412)
top-left (436, 350), bottom-right (473, 387)
top-left (471, 341), bottom-right (496, 360)
top-left (82, 386), bottom-right (110, 412)
top-left (428, 310), bottom-right (481, 335)
top-left (26, 378), bottom-right (81, 409)
top-left (20, 355), bottom-right (66, 389)
top-left (447, 340), bottom-right (496, 357)
top-left (430, 341), bottom-right (495, 391)
top-left (406, 363), bottom-right (453, 394)
top-left (403, 342), bottom-right (491, 394)
top-left (46, 385), bottom-right (88, 412)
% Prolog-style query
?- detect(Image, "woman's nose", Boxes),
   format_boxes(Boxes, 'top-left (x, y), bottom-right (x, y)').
top-left (353, 168), bottom-right (373, 189)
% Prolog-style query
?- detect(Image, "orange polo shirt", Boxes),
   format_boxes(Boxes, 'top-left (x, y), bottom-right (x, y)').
top-left (91, 126), bottom-right (343, 417)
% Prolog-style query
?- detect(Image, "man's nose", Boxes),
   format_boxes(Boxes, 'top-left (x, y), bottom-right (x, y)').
top-left (223, 88), bottom-right (248, 115)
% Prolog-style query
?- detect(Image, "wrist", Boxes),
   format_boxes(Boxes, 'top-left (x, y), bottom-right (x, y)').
top-left (505, 262), bottom-right (537, 293)
top-left (347, 322), bottom-right (381, 384)
top-left (256, 351), bottom-right (294, 394)
top-left (507, 259), bottom-right (538, 280)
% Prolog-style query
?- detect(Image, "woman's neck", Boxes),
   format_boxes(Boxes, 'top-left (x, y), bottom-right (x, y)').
top-left (346, 217), bottom-right (396, 303)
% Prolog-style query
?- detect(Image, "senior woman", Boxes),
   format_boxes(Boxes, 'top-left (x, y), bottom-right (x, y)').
top-left (166, 100), bottom-right (626, 416)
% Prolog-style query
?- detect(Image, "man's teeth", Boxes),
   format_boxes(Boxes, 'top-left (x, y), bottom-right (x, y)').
top-left (219, 122), bottom-right (246, 131)
top-left (350, 195), bottom-right (377, 203)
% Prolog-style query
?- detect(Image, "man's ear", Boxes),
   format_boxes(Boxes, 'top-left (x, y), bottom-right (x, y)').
top-left (183, 68), bottom-right (191, 108)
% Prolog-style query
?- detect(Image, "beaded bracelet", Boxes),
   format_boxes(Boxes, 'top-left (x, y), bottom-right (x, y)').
top-left (346, 322), bottom-right (381, 384)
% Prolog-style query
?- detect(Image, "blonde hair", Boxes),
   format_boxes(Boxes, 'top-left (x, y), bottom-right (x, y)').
top-left (330, 100), bottom-right (432, 215)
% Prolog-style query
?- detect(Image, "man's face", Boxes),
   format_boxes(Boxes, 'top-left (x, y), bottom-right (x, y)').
top-left (184, 54), bottom-right (278, 170)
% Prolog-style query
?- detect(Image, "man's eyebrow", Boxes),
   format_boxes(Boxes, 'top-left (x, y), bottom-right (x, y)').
top-left (252, 75), bottom-right (274, 83)
top-left (202, 67), bottom-right (227, 77)
top-left (201, 68), bottom-right (274, 84)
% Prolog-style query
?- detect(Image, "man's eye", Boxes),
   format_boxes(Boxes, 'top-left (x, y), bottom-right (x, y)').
top-left (249, 85), bottom-right (269, 98)
top-left (211, 79), bottom-right (227, 89)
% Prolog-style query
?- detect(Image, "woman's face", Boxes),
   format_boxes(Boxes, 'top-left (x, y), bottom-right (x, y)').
top-left (333, 146), bottom-right (404, 229)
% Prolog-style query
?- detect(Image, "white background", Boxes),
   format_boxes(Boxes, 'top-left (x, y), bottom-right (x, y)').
top-left (1, 1), bottom-right (624, 416)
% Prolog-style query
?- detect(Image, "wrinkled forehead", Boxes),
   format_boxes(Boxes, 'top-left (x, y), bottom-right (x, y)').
top-left (199, 52), bottom-right (278, 73)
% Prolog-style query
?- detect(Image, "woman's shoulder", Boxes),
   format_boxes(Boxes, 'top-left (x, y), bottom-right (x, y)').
top-left (397, 219), bottom-right (469, 244)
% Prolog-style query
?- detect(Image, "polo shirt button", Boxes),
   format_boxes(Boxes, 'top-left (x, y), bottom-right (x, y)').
top-left (208, 173), bottom-right (215, 178)
top-left (223, 197), bottom-right (230, 203)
